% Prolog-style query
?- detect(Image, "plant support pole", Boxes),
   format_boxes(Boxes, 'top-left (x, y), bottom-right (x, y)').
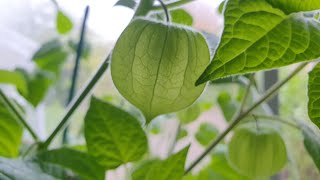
top-left (184, 63), bottom-right (308, 174)
top-left (62, 6), bottom-right (90, 144)
top-left (0, 89), bottom-right (39, 141)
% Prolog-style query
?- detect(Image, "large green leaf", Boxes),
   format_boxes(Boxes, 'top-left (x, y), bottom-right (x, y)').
top-left (266, 0), bottom-right (320, 14)
top-left (111, 18), bottom-right (210, 122)
top-left (0, 97), bottom-right (23, 158)
top-left (132, 146), bottom-right (189, 180)
top-left (84, 97), bottom-right (148, 169)
top-left (197, 0), bottom-right (320, 84)
top-left (170, 9), bottom-right (193, 26)
top-left (36, 148), bottom-right (105, 180)
top-left (33, 40), bottom-right (68, 75)
top-left (16, 69), bottom-right (53, 107)
top-left (0, 70), bottom-right (27, 96)
top-left (56, 10), bottom-right (73, 35)
top-left (308, 63), bottom-right (320, 127)
top-left (0, 157), bottom-right (56, 180)
top-left (195, 123), bottom-right (218, 146)
top-left (300, 123), bottom-right (320, 172)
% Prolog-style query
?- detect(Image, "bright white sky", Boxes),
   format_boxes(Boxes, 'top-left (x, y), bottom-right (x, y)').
top-left (57, 0), bottom-right (223, 40)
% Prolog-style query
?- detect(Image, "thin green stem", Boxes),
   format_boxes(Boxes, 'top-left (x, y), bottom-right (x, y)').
top-left (0, 89), bottom-right (39, 141)
top-left (167, 121), bottom-right (181, 156)
top-left (184, 63), bottom-right (308, 174)
top-left (51, 0), bottom-right (59, 9)
top-left (251, 114), bottom-right (300, 129)
top-left (152, 0), bottom-right (195, 11)
top-left (158, 0), bottom-right (170, 22)
top-left (41, 56), bottom-right (110, 149)
top-left (238, 74), bottom-right (254, 113)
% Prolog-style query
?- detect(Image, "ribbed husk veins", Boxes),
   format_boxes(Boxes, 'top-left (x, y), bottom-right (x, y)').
top-left (111, 18), bottom-right (210, 123)
top-left (228, 126), bottom-right (287, 177)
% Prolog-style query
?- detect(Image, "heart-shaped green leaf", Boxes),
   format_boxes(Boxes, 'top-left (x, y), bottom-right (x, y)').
top-left (197, 0), bottom-right (320, 84)
top-left (111, 18), bottom-right (210, 122)
top-left (56, 10), bottom-right (73, 35)
top-left (84, 97), bottom-right (148, 169)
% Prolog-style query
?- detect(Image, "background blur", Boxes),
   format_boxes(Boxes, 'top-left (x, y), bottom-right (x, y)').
top-left (0, 0), bottom-right (319, 179)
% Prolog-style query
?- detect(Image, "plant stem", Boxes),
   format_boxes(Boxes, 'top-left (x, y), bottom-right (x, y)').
top-left (184, 63), bottom-right (308, 174)
top-left (152, 0), bottom-right (195, 11)
top-left (134, 0), bottom-right (156, 17)
top-left (41, 56), bottom-right (110, 149)
top-left (251, 114), bottom-right (300, 129)
top-left (63, 5), bottom-right (90, 144)
top-left (0, 89), bottom-right (39, 141)
top-left (157, 0), bottom-right (170, 22)
top-left (167, 121), bottom-right (181, 156)
top-left (238, 74), bottom-right (254, 113)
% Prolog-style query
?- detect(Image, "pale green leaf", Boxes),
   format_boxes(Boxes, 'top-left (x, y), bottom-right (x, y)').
top-left (56, 10), bottom-right (73, 34)
top-left (111, 18), bottom-right (210, 122)
top-left (33, 39), bottom-right (68, 76)
top-left (36, 148), bottom-right (105, 180)
top-left (217, 91), bottom-right (237, 122)
top-left (195, 123), bottom-right (218, 146)
top-left (114, 0), bottom-right (136, 9)
top-left (197, 0), bottom-right (320, 84)
top-left (178, 128), bottom-right (188, 140)
top-left (132, 146), bottom-right (189, 180)
top-left (308, 63), bottom-right (320, 128)
top-left (177, 103), bottom-right (201, 124)
top-left (84, 97), bottom-right (148, 169)
top-left (0, 97), bottom-right (23, 158)
top-left (0, 70), bottom-right (27, 96)
top-left (300, 122), bottom-right (320, 172)
top-left (170, 9), bottom-right (193, 26)
top-left (0, 157), bottom-right (56, 180)
top-left (16, 69), bottom-right (54, 107)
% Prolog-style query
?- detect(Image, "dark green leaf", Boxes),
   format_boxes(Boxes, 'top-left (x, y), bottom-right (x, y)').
top-left (170, 9), bottom-right (193, 26)
top-left (177, 103), bottom-right (201, 124)
top-left (114, 0), bottom-right (136, 9)
top-left (0, 97), bottom-right (23, 158)
top-left (195, 123), bottom-right (218, 146)
top-left (266, 0), bottom-right (320, 14)
top-left (197, 0), bottom-right (320, 84)
top-left (56, 10), bottom-right (73, 34)
top-left (217, 91), bottom-right (237, 122)
top-left (218, 1), bottom-right (225, 14)
top-left (0, 70), bottom-right (27, 96)
top-left (178, 128), bottom-right (188, 140)
top-left (132, 146), bottom-right (189, 180)
top-left (308, 63), bottom-right (320, 128)
top-left (300, 122), bottom-right (320, 171)
top-left (84, 97), bottom-right (148, 169)
top-left (33, 39), bottom-right (68, 76)
top-left (111, 18), bottom-right (210, 122)
top-left (0, 157), bottom-right (56, 180)
top-left (36, 148), bottom-right (105, 180)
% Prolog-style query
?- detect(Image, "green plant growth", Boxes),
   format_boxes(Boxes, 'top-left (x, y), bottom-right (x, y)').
top-left (1, 0), bottom-right (320, 179)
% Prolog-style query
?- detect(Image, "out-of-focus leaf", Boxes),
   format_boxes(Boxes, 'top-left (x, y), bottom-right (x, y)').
top-left (178, 128), bottom-right (188, 140)
top-left (132, 146), bottom-right (189, 180)
top-left (36, 148), bottom-right (105, 180)
top-left (114, 0), bottom-right (136, 9)
top-left (217, 91), bottom-right (237, 122)
top-left (300, 122), bottom-right (320, 171)
top-left (195, 123), bottom-right (218, 146)
top-left (0, 97), bottom-right (23, 157)
top-left (0, 70), bottom-right (27, 96)
top-left (16, 69), bottom-right (54, 107)
top-left (0, 157), bottom-right (56, 180)
top-left (68, 40), bottom-right (91, 59)
top-left (33, 40), bottom-right (68, 76)
top-left (170, 9), bottom-right (193, 26)
top-left (84, 97), bottom-right (148, 169)
top-left (177, 104), bottom-right (201, 124)
top-left (56, 10), bottom-right (73, 34)
top-left (218, 1), bottom-right (225, 14)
